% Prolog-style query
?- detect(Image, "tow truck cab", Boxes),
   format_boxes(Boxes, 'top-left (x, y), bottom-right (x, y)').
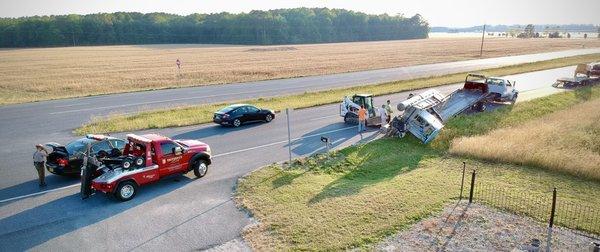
top-left (90, 134), bottom-right (211, 201)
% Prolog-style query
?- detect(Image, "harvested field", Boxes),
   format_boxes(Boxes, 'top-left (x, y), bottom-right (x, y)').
top-left (1, 37), bottom-right (600, 105)
top-left (450, 92), bottom-right (600, 180)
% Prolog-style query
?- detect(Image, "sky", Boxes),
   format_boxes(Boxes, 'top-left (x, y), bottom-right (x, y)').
top-left (0, 0), bottom-right (599, 27)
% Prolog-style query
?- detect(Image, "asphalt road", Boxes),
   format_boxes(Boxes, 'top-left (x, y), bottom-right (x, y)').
top-left (0, 66), bottom-right (576, 250)
top-left (1, 48), bottom-right (599, 192)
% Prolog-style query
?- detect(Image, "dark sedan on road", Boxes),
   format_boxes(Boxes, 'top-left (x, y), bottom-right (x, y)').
top-left (213, 104), bottom-right (275, 127)
top-left (45, 134), bottom-right (126, 176)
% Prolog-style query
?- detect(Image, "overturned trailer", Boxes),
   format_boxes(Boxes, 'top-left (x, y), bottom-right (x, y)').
top-left (390, 74), bottom-right (518, 143)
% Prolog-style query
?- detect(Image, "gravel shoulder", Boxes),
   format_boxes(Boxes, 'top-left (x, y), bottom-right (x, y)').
top-left (375, 201), bottom-right (598, 251)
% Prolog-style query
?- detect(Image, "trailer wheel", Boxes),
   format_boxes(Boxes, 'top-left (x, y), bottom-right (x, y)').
top-left (476, 102), bottom-right (486, 112)
top-left (115, 181), bottom-right (137, 201)
top-left (193, 160), bottom-right (209, 178)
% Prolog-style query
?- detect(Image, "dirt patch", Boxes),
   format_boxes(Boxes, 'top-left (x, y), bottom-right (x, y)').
top-left (246, 46), bottom-right (298, 52)
top-left (376, 202), bottom-right (598, 251)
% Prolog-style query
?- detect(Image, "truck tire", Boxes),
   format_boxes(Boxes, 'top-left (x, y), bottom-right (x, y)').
top-left (115, 181), bottom-right (137, 201)
top-left (476, 102), bottom-right (486, 112)
top-left (193, 159), bottom-right (209, 178)
top-left (122, 157), bottom-right (134, 170)
top-left (343, 113), bottom-right (357, 125)
top-left (511, 93), bottom-right (518, 104)
top-left (134, 157), bottom-right (144, 167)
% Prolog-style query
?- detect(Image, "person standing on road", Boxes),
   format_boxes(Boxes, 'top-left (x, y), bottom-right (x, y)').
top-left (379, 104), bottom-right (388, 126)
top-left (358, 105), bottom-right (367, 133)
top-left (33, 144), bottom-right (48, 187)
top-left (385, 100), bottom-right (393, 123)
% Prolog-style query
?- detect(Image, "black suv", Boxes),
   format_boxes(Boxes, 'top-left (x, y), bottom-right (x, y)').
top-left (45, 134), bottom-right (125, 176)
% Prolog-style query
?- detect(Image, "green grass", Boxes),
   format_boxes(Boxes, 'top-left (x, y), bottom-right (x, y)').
top-left (236, 87), bottom-right (600, 250)
top-left (75, 53), bottom-right (600, 135)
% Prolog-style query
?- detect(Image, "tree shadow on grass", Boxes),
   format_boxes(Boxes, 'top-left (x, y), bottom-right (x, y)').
top-left (308, 137), bottom-right (432, 205)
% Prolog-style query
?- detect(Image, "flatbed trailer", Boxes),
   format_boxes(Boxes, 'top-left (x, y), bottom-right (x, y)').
top-left (392, 73), bottom-right (518, 143)
top-left (553, 63), bottom-right (600, 88)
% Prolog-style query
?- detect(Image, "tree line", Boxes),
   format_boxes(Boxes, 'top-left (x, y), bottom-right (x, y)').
top-left (0, 8), bottom-right (429, 47)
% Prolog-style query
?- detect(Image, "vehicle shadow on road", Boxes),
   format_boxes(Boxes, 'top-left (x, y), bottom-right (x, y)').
top-left (0, 175), bottom-right (79, 203)
top-left (0, 174), bottom-right (195, 251)
top-left (286, 122), bottom-right (358, 156)
top-left (307, 137), bottom-right (427, 205)
top-left (171, 121), bottom-right (265, 140)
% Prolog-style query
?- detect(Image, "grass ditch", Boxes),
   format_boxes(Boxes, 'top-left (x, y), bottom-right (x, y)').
top-left (235, 86), bottom-right (600, 250)
top-left (75, 53), bottom-right (600, 135)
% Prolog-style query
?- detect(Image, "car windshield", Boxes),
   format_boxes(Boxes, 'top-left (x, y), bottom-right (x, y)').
top-left (486, 78), bottom-right (504, 85)
top-left (217, 105), bottom-right (243, 113)
top-left (65, 138), bottom-right (94, 155)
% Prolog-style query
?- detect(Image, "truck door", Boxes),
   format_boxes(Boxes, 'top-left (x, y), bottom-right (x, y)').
top-left (158, 141), bottom-right (184, 176)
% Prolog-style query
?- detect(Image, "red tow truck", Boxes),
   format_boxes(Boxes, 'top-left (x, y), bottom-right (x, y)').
top-left (82, 133), bottom-right (212, 201)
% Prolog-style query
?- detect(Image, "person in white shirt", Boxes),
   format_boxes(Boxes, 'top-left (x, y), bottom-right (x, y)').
top-left (378, 105), bottom-right (388, 127)
top-left (33, 144), bottom-right (48, 187)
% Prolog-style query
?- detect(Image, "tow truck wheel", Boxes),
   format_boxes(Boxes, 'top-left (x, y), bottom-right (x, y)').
top-left (232, 119), bottom-right (241, 127)
top-left (115, 181), bottom-right (137, 201)
top-left (193, 160), bottom-right (209, 178)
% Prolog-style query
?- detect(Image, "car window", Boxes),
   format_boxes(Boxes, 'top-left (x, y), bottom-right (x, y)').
top-left (234, 107), bottom-right (247, 115)
top-left (160, 141), bottom-right (179, 155)
top-left (486, 79), bottom-right (504, 85)
top-left (246, 106), bottom-right (259, 113)
top-left (65, 139), bottom-right (93, 154)
top-left (91, 141), bottom-right (111, 154)
top-left (109, 139), bottom-right (125, 150)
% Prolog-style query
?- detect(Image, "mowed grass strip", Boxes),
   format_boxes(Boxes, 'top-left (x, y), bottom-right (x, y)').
top-left (450, 91), bottom-right (600, 180)
top-left (237, 144), bottom-right (600, 250)
top-left (3, 38), bottom-right (600, 105)
top-left (75, 53), bottom-right (600, 135)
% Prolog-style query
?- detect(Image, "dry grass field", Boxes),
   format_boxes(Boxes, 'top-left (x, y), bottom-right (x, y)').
top-left (1, 37), bottom-right (600, 105)
top-left (450, 95), bottom-right (600, 180)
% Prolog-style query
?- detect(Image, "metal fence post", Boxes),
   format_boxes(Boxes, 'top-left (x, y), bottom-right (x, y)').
top-left (459, 162), bottom-right (466, 200)
top-left (286, 108), bottom-right (292, 164)
top-left (547, 187), bottom-right (557, 252)
top-left (468, 170), bottom-right (476, 203)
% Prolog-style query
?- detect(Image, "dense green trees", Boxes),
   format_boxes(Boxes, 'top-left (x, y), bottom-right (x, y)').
top-left (0, 8), bottom-right (429, 47)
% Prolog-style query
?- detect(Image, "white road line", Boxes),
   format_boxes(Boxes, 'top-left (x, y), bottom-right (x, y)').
top-left (54, 102), bottom-right (90, 108)
top-left (0, 183), bottom-right (80, 204)
top-left (0, 126), bottom-right (359, 204)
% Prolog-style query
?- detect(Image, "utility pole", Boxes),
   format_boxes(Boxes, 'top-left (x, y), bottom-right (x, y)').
top-left (480, 24), bottom-right (486, 57)
top-left (286, 108), bottom-right (292, 164)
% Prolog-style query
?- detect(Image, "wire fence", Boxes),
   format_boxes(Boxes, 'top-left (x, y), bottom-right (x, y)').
top-left (459, 168), bottom-right (600, 241)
